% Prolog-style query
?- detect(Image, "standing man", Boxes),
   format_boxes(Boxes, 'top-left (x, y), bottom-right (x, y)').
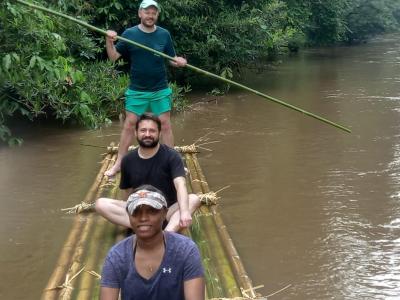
top-left (96, 113), bottom-right (200, 232)
top-left (105, 0), bottom-right (187, 177)
top-left (100, 185), bottom-right (205, 300)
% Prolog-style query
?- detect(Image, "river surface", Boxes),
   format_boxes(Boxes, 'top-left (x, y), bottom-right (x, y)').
top-left (1, 34), bottom-right (400, 299)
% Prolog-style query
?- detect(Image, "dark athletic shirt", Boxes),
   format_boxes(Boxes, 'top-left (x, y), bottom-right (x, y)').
top-left (115, 25), bottom-right (176, 91)
top-left (119, 144), bottom-right (185, 206)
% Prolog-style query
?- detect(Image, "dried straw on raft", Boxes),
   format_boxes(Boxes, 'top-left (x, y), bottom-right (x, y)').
top-left (42, 143), bottom-right (260, 300)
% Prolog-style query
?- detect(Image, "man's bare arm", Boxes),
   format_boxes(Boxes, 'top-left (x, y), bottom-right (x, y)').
top-left (173, 176), bottom-right (192, 228)
top-left (105, 30), bottom-right (122, 62)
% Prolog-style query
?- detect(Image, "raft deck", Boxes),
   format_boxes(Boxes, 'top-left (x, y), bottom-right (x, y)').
top-left (41, 144), bottom-right (259, 300)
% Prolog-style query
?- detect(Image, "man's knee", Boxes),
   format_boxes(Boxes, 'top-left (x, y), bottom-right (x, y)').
top-left (189, 194), bottom-right (201, 210)
top-left (159, 113), bottom-right (171, 129)
top-left (160, 120), bottom-right (172, 132)
top-left (123, 113), bottom-right (138, 129)
top-left (95, 198), bottom-right (108, 215)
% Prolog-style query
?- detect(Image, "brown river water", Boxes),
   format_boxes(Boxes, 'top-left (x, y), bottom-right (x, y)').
top-left (1, 34), bottom-right (400, 299)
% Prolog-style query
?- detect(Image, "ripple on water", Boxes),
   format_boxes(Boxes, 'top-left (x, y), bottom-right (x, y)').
top-left (312, 165), bottom-right (400, 299)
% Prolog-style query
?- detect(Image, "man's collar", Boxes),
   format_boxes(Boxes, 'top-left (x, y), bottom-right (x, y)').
top-left (138, 143), bottom-right (160, 159)
top-left (138, 24), bottom-right (157, 33)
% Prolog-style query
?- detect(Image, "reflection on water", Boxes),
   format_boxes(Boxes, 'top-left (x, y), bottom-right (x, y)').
top-left (2, 34), bottom-right (400, 299)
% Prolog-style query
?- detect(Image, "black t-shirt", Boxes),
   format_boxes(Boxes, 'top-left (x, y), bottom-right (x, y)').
top-left (119, 144), bottom-right (185, 206)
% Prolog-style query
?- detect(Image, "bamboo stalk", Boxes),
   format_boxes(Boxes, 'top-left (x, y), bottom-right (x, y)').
top-left (15, 0), bottom-right (351, 133)
top-left (186, 158), bottom-right (225, 298)
top-left (41, 153), bottom-right (114, 300)
top-left (58, 154), bottom-right (118, 300)
top-left (74, 179), bottom-right (120, 299)
top-left (186, 153), bottom-right (242, 298)
top-left (59, 160), bottom-right (115, 299)
top-left (184, 171), bottom-right (211, 300)
top-left (191, 153), bottom-right (257, 298)
top-left (91, 222), bottom-right (120, 299)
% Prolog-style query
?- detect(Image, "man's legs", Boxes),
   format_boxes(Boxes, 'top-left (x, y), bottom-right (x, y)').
top-left (158, 111), bottom-right (174, 147)
top-left (95, 198), bottom-right (131, 228)
top-left (164, 194), bottom-right (201, 232)
top-left (105, 111), bottom-right (138, 177)
top-left (96, 194), bottom-right (200, 231)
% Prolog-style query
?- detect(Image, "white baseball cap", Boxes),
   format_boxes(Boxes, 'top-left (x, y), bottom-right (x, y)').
top-left (139, 0), bottom-right (160, 11)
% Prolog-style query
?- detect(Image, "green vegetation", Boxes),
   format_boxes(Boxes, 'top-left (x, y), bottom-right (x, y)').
top-left (1, 0), bottom-right (399, 144)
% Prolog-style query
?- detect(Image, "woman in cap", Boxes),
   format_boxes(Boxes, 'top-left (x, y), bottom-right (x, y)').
top-left (100, 185), bottom-right (205, 300)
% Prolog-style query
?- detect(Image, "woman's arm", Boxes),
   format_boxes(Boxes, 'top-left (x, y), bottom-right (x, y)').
top-left (184, 277), bottom-right (205, 300)
top-left (100, 287), bottom-right (120, 300)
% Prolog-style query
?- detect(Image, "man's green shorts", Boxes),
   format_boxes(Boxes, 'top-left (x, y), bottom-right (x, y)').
top-left (124, 87), bottom-right (172, 116)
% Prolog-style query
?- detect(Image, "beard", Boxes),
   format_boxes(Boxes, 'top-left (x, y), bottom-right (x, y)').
top-left (137, 136), bottom-right (159, 148)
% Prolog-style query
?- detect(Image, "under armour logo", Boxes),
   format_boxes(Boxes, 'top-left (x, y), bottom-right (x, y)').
top-left (163, 267), bottom-right (172, 273)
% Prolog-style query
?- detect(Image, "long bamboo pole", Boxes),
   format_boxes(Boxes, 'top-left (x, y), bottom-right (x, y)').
top-left (15, 0), bottom-right (351, 133)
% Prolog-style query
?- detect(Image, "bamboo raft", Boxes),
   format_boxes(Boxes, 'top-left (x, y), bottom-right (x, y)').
top-left (42, 144), bottom-right (262, 300)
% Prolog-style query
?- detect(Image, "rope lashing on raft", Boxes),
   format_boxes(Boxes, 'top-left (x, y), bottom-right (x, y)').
top-left (198, 185), bottom-right (231, 206)
top-left (106, 139), bottom-right (220, 155)
top-left (192, 179), bottom-right (207, 184)
top-left (198, 192), bottom-right (219, 205)
top-left (106, 144), bottom-right (199, 154)
top-left (100, 181), bottom-right (119, 189)
top-left (62, 183), bottom-right (229, 215)
top-left (61, 202), bottom-right (95, 214)
top-left (44, 267), bottom-right (102, 294)
top-left (44, 266), bottom-right (86, 292)
top-left (61, 191), bottom-right (216, 215)
top-left (62, 191), bottom-right (217, 214)
top-left (175, 144), bottom-right (198, 153)
top-left (85, 270), bottom-right (101, 280)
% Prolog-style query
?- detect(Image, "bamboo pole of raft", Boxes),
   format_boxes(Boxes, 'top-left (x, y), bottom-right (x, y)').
top-left (186, 162), bottom-right (229, 298)
top-left (58, 155), bottom-right (117, 300)
top-left (189, 162), bottom-right (241, 297)
top-left (185, 154), bottom-right (242, 298)
top-left (191, 153), bottom-right (258, 299)
top-left (41, 153), bottom-right (115, 300)
top-left (74, 178), bottom-right (120, 299)
top-left (186, 176), bottom-right (225, 298)
top-left (59, 157), bottom-right (115, 300)
top-left (14, 0), bottom-right (351, 134)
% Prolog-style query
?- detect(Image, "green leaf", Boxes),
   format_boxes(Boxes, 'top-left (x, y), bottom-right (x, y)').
top-left (0, 125), bottom-right (11, 140)
top-left (2, 54), bottom-right (11, 70)
top-left (28, 56), bottom-right (37, 69)
top-left (8, 137), bottom-right (23, 147)
top-left (11, 53), bottom-right (20, 63)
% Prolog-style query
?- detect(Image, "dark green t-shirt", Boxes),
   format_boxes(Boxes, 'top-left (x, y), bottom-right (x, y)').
top-left (116, 25), bottom-right (176, 91)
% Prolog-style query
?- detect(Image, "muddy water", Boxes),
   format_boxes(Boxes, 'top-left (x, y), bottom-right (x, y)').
top-left (1, 34), bottom-right (400, 299)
